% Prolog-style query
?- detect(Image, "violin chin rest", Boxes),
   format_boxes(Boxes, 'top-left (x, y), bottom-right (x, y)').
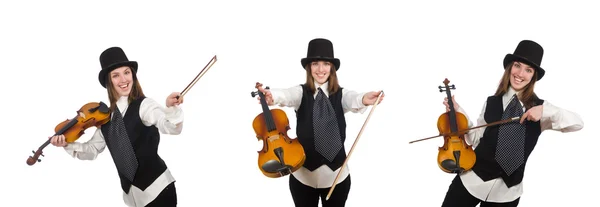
top-left (262, 160), bottom-right (292, 175)
top-left (441, 159), bottom-right (464, 174)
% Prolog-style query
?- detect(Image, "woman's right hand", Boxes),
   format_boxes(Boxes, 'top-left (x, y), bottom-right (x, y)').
top-left (256, 84), bottom-right (274, 105)
top-left (50, 135), bottom-right (68, 147)
top-left (443, 95), bottom-right (460, 112)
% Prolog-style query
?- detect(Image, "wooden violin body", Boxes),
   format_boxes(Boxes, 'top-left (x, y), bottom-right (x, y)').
top-left (251, 82), bottom-right (305, 178)
top-left (26, 102), bottom-right (110, 166)
top-left (436, 79), bottom-right (476, 173)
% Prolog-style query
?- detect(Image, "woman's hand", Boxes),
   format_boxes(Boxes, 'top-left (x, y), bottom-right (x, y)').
top-left (50, 135), bottom-right (67, 147)
top-left (256, 85), bottom-right (274, 105)
top-left (166, 92), bottom-right (183, 107)
top-left (443, 95), bottom-right (460, 112)
top-left (520, 105), bottom-right (543, 124)
top-left (362, 90), bottom-right (384, 106)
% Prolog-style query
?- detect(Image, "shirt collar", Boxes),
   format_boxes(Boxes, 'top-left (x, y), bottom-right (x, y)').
top-left (313, 81), bottom-right (329, 96)
top-left (116, 96), bottom-right (129, 114)
top-left (503, 86), bottom-right (521, 108)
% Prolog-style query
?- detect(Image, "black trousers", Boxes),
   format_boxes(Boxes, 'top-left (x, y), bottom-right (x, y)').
top-left (442, 175), bottom-right (520, 207)
top-left (289, 174), bottom-right (351, 207)
top-left (146, 182), bottom-right (177, 207)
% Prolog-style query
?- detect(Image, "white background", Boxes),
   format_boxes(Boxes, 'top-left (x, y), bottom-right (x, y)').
top-left (1, 0), bottom-right (597, 206)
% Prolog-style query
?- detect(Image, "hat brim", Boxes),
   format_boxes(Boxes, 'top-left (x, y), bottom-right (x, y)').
top-left (98, 61), bottom-right (138, 88)
top-left (503, 54), bottom-right (545, 81)
top-left (301, 57), bottom-right (340, 71)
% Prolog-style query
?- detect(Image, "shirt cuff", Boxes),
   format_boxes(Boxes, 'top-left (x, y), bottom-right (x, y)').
top-left (350, 92), bottom-right (368, 113)
top-left (63, 142), bottom-right (81, 157)
top-left (164, 105), bottom-right (184, 125)
top-left (269, 89), bottom-right (284, 106)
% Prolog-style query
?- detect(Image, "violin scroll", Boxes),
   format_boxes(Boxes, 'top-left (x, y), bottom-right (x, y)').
top-left (250, 83), bottom-right (269, 98)
top-left (26, 150), bottom-right (45, 165)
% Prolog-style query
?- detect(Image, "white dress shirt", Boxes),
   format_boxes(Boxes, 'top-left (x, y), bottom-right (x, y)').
top-left (269, 81), bottom-right (368, 189)
top-left (456, 87), bottom-right (584, 202)
top-left (63, 96), bottom-right (184, 207)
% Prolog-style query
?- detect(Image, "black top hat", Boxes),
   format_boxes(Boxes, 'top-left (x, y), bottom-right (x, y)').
top-left (300, 38), bottom-right (340, 70)
top-left (503, 40), bottom-right (545, 81)
top-left (98, 47), bottom-right (138, 88)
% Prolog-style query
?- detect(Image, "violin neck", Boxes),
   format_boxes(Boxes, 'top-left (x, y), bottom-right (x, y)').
top-left (445, 87), bottom-right (459, 133)
top-left (258, 92), bottom-right (277, 132)
top-left (40, 139), bottom-right (51, 151)
top-left (55, 115), bottom-right (80, 135)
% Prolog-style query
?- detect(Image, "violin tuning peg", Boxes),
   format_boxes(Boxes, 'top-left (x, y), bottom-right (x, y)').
top-left (265, 86), bottom-right (270, 90)
top-left (31, 150), bottom-right (35, 154)
top-left (251, 91), bottom-right (257, 97)
top-left (38, 159), bottom-right (42, 162)
top-left (41, 153), bottom-right (45, 157)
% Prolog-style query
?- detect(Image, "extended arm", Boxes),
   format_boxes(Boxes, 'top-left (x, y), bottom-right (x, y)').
top-left (140, 98), bottom-right (184, 135)
top-left (63, 128), bottom-right (107, 160)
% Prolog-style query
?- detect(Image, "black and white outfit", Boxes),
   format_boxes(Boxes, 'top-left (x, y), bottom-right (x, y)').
top-left (441, 40), bottom-right (584, 206)
top-left (63, 47), bottom-right (184, 206)
top-left (269, 38), bottom-right (369, 207)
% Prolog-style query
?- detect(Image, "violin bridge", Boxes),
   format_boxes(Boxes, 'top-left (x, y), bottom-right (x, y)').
top-left (268, 135), bottom-right (280, 142)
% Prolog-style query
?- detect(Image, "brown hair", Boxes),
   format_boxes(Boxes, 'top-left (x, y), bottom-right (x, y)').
top-left (105, 67), bottom-right (146, 111)
top-left (494, 61), bottom-right (539, 109)
top-left (304, 62), bottom-right (340, 94)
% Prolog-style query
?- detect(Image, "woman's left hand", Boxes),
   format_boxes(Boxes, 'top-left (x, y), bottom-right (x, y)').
top-left (166, 92), bottom-right (184, 107)
top-left (362, 90), bottom-right (384, 106)
top-left (520, 105), bottom-right (542, 124)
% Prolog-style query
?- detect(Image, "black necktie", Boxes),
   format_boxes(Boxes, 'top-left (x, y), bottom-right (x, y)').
top-left (495, 94), bottom-right (525, 176)
top-left (313, 88), bottom-right (343, 162)
top-left (108, 107), bottom-right (139, 182)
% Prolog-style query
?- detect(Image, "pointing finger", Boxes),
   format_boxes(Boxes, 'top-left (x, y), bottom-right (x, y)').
top-left (520, 112), bottom-right (528, 124)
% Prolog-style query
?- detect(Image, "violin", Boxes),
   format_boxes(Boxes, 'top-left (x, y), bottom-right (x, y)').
top-left (436, 78), bottom-right (476, 173)
top-left (26, 102), bottom-right (110, 166)
top-left (250, 82), bottom-right (305, 178)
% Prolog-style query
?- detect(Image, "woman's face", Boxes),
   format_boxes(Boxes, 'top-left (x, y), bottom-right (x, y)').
top-left (311, 60), bottom-right (331, 85)
top-left (110, 66), bottom-right (134, 97)
top-left (509, 61), bottom-right (535, 91)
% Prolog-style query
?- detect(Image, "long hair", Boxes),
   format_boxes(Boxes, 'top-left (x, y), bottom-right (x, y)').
top-left (105, 68), bottom-right (146, 111)
top-left (494, 61), bottom-right (539, 109)
top-left (304, 62), bottom-right (340, 94)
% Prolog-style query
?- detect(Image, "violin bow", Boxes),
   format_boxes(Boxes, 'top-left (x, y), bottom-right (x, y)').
top-left (176, 55), bottom-right (217, 99)
top-left (408, 116), bottom-right (520, 144)
top-left (326, 90), bottom-right (384, 201)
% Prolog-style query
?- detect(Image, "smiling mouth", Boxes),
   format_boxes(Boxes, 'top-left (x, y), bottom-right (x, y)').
top-left (119, 83), bottom-right (129, 89)
top-left (513, 76), bottom-right (524, 84)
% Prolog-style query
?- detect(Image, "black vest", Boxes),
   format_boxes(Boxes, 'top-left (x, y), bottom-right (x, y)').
top-left (471, 95), bottom-right (544, 188)
top-left (295, 84), bottom-right (347, 171)
top-left (101, 97), bottom-right (168, 193)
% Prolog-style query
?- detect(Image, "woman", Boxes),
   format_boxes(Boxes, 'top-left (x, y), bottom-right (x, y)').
top-left (257, 38), bottom-right (384, 207)
top-left (50, 47), bottom-right (184, 207)
top-left (440, 40), bottom-right (584, 207)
